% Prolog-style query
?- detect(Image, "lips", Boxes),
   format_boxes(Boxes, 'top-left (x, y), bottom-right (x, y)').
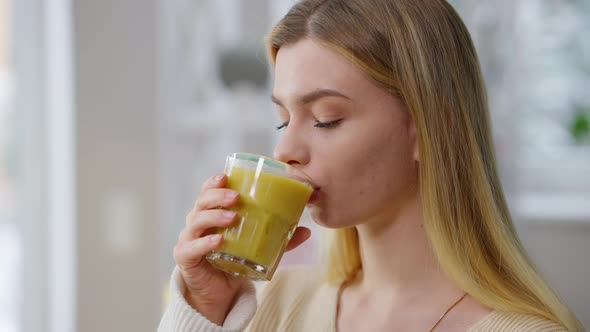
top-left (308, 188), bottom-right (321, 204)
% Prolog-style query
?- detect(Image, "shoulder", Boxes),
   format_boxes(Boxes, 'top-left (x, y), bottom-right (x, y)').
top-left (468, 311), bottom-right (567, 332)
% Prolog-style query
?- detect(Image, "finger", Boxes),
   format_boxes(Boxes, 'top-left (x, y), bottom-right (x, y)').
top-left (195, 188), bottom-right (240, 211)
top-left (180, 209), bottom-right (237, 241)
top-left (187, 174), bottom-right (228, 217)
top-left (201, 173), bottom-right (227, 191)
top-left (285, 227), bottom-right (311, 251)
top-left (174, 234), bottom-right (224, 269)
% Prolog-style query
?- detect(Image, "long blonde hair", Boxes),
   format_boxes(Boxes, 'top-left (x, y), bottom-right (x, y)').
top-left (266, 0), bottom-right (582, 330)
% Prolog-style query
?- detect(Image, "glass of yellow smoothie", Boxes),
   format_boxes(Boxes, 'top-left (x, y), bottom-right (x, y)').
top-left (206, 153), bottom-right (314, 281)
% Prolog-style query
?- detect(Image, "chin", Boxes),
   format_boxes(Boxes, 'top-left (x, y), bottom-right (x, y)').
top-left (308, 206), bottom-right (350, 229)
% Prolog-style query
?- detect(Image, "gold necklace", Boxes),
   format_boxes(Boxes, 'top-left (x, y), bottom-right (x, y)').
top-left (336, 271), bottom-right (468, 332)
top-left (428, 292), bottom-right (467, 332)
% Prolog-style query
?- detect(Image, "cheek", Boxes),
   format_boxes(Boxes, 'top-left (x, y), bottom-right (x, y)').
top-left (318, 123), bottom-right (416, 225)
top-left (346, 121), bottom-right (412, 187)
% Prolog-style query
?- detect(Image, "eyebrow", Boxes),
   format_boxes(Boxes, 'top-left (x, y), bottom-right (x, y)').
top-left (271, 89), bottom-right (351, 108)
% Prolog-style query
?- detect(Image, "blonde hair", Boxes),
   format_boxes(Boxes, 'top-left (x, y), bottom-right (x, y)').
top-left (266, 0), bottom-right (583, 330)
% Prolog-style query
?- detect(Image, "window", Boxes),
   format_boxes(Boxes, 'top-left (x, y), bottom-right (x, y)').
top-left (515, 0), bottom-right (590, 194)
top-left (1, 0), bottom-right (75, 331)
top-left (451, 0), bottom-right (590, 218)
top-left (0, 1), bottom-right (22, 331)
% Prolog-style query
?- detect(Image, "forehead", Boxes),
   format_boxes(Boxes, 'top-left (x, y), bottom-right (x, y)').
top-left (273, 38), bottom-right (368, 99)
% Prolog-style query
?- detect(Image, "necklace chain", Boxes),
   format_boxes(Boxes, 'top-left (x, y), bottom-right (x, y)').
top-left (336, 271), bottom-right (467, 332)
top-left (428, 292), bottom-right (467, 332)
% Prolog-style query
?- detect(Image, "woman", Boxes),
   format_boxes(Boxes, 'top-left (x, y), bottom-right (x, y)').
top-left (159, 0), bottom-right (583, 331)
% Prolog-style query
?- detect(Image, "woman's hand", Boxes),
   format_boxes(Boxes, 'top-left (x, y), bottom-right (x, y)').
top-left (173, 173), bottom-right (312, 326)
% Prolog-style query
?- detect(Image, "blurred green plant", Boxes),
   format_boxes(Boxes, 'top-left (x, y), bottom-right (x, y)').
top-left (570, 106), bottom-right (590, 144)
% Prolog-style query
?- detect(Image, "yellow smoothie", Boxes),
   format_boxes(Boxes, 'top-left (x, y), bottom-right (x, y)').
top-left (210, 166), bottom-right (313, 279)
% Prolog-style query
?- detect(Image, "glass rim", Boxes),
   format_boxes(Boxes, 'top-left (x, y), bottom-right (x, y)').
top-left (228, 152), bottom-right (314, 188)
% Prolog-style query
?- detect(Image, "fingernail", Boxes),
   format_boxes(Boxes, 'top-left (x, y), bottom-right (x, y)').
top-left (225, 191), bottom-right (239, 199)
top-left (210, 234), bottom-right (222, 243)
top-left (223, 211), bottom-right (235, 219)
top-left (214, 174), bottom-right (224, 181)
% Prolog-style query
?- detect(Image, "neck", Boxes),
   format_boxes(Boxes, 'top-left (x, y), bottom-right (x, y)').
top-left (354, 194), bottom-right (457, 298)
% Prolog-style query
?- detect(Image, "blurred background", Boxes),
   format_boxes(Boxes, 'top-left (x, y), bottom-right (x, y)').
top-left (0, 0), bottom-right (588, 331)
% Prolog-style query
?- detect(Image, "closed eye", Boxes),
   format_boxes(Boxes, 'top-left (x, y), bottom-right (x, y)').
top-left (276, 121), bottom-right (289, 130)
top-left (314, 119), bottom-right (342, 128)
top-left (276, 119), bottom-right (343, 130)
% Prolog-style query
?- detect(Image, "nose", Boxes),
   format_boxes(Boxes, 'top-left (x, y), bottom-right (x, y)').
top-left (273, 124), bottom-right (310, 167)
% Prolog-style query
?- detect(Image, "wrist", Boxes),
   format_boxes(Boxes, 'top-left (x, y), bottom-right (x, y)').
top-left (184, 290), bottom-right (233, 326)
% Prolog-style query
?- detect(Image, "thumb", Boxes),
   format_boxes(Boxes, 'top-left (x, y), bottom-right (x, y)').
top-left (285, 226), bottom-right (311, 251)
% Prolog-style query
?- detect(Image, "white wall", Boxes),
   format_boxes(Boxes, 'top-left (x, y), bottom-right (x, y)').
top-left (515, 202), bottom-right (590, 329)
top-left (73, 0), bottom-right (162, 330)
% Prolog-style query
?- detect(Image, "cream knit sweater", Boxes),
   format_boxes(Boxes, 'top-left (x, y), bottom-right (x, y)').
top-left (158, 266), bottom-right (567, 332)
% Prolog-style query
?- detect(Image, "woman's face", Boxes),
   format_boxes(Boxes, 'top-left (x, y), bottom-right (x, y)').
top-left (272, 38), bottom-right (419, 229)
